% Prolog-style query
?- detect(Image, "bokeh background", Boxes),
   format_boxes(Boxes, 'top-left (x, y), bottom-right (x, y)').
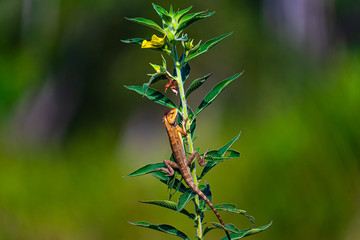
top-left (0, 0), bottom-right (359, 239)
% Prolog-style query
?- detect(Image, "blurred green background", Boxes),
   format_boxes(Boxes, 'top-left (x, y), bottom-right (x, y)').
top-left (0, 0), bottom-right (359, 239)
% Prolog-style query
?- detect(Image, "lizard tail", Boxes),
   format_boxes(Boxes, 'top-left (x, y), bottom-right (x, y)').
top-left (189, 183), bottom-right (231, 240)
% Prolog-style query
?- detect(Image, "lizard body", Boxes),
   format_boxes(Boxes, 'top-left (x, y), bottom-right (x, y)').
top-left (160, 108), bottom-right (230, 239)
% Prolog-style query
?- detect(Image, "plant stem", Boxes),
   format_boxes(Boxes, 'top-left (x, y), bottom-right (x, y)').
top-left (175, 59), bottom-right (203, 239)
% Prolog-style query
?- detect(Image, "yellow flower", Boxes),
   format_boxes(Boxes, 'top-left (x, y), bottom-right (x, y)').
top-left (141, 34), bottom-right (166, 49)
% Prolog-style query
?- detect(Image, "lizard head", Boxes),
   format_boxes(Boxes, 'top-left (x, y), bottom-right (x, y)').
top-left (163, 108), bottom-right (178, 125)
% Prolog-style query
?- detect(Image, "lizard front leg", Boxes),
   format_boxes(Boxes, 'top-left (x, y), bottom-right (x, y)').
top-left (185, 150), bottom-right (213, 167)
top-left (157, 160), bottom-right (179, 176)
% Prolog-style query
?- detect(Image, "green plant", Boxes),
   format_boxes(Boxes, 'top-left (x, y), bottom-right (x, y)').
top-left (123, 4), bottom-right (271, 240)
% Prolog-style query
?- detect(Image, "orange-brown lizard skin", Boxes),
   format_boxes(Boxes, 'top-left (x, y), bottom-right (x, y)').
top-left (159, 108), bottom-right (230, 239)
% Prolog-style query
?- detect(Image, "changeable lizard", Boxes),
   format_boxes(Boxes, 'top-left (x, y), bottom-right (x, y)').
top-left (159, 108), bottom-right (230, 239)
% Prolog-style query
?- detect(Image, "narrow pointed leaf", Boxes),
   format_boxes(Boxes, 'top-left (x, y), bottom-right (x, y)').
top-left (171, 175), bottom-right (184, 199)
top-left (177, 11), bottom-right (215, 34)
top-left (125, 85), bottom-right (177, 109)
top-left (199, 133), bottom-right (241, 179)
top-left (149, 63), bottom-right (166, 73)
top-left (167, 170), bottom-right (178, 194)
top-left (161, 54), bottom-right (167, 68)
top-left (175, 6), bottom-right (193, 19)
top-left (169, 5), bottom-right (174, 16)
top-left (199, 183), bottom-right (212, 209)
top-left (204, 203), bottom-right (255, 225)
top-left (204, 150), bottom-right (240, 161)
top-left (146, 72), bottom-right (168, 88)
top-left (125, 17), bottom-right (165, 34)
top-left (121, 38), bottom-right (147, 45)
top-left (199, 154), bottom-right (239, 180)
top-left (152, 3), bottom-right (171, 24)
top-left (185, 73), bottom-right (213, 99)
top-left (152, 3), bottom-right (169, 17)
top-left (194, 72), bottom-right (242, 118)
top-left (177, 189), bottom-right (196, 212)
top-left (204, 204), bottom-right (246, 214)
top-left (190, 119), bottom-right (196, 139)
top-left (211, 222), bottom-right (241, 233)
top-left (218, 132), bottom-right (241, 157)
top-left (129, 221), bottom-right (190, 240)
top-left (199, 161), bottom-right (217, 180)
top-left (218, 222), bottom-right (273, 240)
top-left (181, 62), bottom-right (191, 82)
top-left (140, 200), bottom-right (195, 220)
top-left (185, 32), bottom-right (232, 62)
top-left (151, 171), bottom-right (188, 193)
top-left (125, 163), bottom-right (165, 177)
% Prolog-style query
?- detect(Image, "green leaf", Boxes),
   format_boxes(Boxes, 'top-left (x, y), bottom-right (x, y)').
top-left (169, 5), bottom-right (174, 16)
top-left (199, 133), bottom-right (241, 179)
top-left (161, 54), bottom-right (167, 68)
top-left (175, 6), bottom-right (193, 20)
top-left (211, 222), bottom-right (241, 233)
top-left (217, 222), bottom-right (273, 240)
top-left (149, 63), bottom-right (166, 73)
top-left (199, 183), bottom-right (212, 210)
top-left (204, 204), bottom-right (245, 214)
top-left (146, 72), bottom-right (168, 88)
top-left (190, 118), bottom-right (196, 139)
top-left (199, 161), bottom-right (218, 180)
top-left (129, 221), bottom-right (190, 240)
top-left (125, 160), bottom-right (186, 193)
top-left (185, 32), bottom-right (232, 62)
top-left (218, 132), bottom-right (241, 157)
top-left (140, 200), bottom-right (195, 220)
top-left (185, 73), bottom-right (213, 99)
top-left (204, 150), bottom-right (240, 161)
top-left (194, 72), bottom-right (242, 118)
top-left (152, 3), bottom-right (169, 17)
top-left (125, 85), bottom-right (177, 109)
top-left (121, 38), bottom-right (146, 45)
top-left (125, 17), bottom-right (165, 34)
top-left (181, 62), bottom-right (191, 82)
top-left (125, 163), bottom-right (165, 177)
top-left (204, 203), bottom-right (255, 225)
top-left (152, 3), bottom-right (171, 24)
top-left (177, 189), bottom-right (197, 213)
top-left (151, 171), bottom-right (188, 193)
top-left (177, 11), bottom-right (215, 35)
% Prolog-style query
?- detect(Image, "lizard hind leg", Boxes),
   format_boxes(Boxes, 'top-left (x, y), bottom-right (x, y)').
top-left (157, 160), bottom-right (179, 177)
top-left (186, 150), bottom-right (213, 167)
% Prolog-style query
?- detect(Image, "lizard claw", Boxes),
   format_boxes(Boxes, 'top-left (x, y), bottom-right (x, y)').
top-left (181, 119), bottom-right (186, 127)
top-left (204, 148), bottom-right (214, 161)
